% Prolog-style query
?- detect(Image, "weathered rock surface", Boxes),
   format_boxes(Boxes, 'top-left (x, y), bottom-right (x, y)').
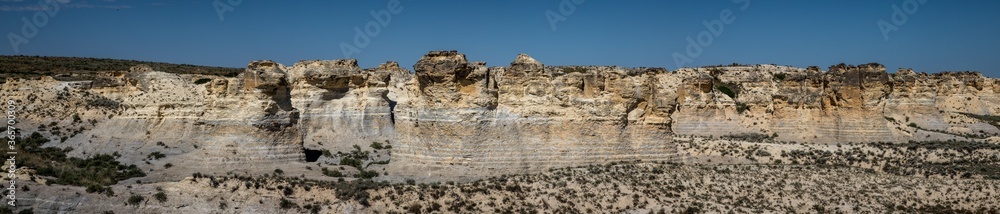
top-left (3, 51), bottom-right (999, 179)
top-left (390, 51), bottom-right (676, 180)
top-left (3, 51), bottom-right (1000, 213)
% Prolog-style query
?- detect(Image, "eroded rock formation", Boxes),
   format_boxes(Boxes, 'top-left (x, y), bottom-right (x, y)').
top-left (2, 51), bottom-right (999, 181)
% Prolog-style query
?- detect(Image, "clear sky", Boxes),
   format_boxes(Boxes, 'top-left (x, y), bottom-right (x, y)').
top-left (1, 0), bottom-right (998, 77)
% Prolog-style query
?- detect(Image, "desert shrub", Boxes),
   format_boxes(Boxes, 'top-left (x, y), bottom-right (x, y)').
top-left (334, 180), bottom-right (390, 206)
top-left (408, 204), bottom-right (423, 214)
top-left (561, 67), bottom-right (588, 73)
top-left (127, 194), bottom-right (144, 206)
top-left (194, 78), bottom-right (212, 84)
top-left (154, 192), bottom-right (167, 202)
top-left (147, 152), bottom-right (165, 160)
top-left (279, 198), bottom-right (297, 209)
top-left (773, 73), bottom-right (786, 81)
top-left (322, 168), bottom-right (343, 177)
top-left (735, 102), bottom-right (749, 114)
top-left (369, 160), bottom-right (390, 165)
top-left (720, 133), bottom-right (773, 142)
top-left (340, 157), bottom-right (363, 169)
top-left (960, 113), bottom-right (1000, 129)
top-left (716, 85), bottom-right (737, 99)
top-left (26, 133), bottom-right (146, 188)
top-left (347, 145), bottom-right (370, 160)
top-left (370, 141), bottom-right (384, 150)
top-left (354, 170), bottom-right (379, 179)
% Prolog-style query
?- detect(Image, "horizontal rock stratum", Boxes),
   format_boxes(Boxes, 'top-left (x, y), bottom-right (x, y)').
top-left (2, 51), bottom-right (999, 180)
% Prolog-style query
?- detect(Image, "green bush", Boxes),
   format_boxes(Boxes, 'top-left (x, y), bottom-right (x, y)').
top-left (773, 73), bottom-right (787, 81)
top-left (354, 170), bottom-right (379, 179)
top-left (194, 78), bottom-right (212, 84)
top-left (334, 180), bottom-right (390, 206)
top-left (23, 132), bottom-right (145, 188)
top-left (279, 198), bottom-right (297, 209)
top-left (147, 152), bottom-right (165, 160)
top-left (322, 168), bottom-right (343, 177)
top-left (340, 157), bottom-right (363, 169)
top-left (370, 141), bottom-right (384, 150)
top-left (154, 192), bottom-right (167, 202)
top-left (735, 102), bottom-right (749, 114)
top-left (716, 85), bottom-right (737, 99)
top-left (127, 194), bottom-right (144, 206)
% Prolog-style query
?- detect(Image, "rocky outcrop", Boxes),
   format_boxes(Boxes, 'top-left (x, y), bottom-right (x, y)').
top-left (390, 52), bottom-right (677, 180)
top-left (1, 63), bottom-right (305, 181)
top-left (3, 51), bottom-right (999, 182)
top-left (286, 59), bottom-right (402, 152)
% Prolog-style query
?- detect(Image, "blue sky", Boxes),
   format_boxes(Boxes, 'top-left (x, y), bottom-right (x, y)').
top-left (1, 0), bottom-right (998, 77)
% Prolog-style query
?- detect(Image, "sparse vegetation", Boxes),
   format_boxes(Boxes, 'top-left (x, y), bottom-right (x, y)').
top-left (960, 112), bottom-right (1000, 129)
top-left (715, 85), bottom-right (737, 99)
top-left (127, 194), bottom-right (144, 206)
top-left (194, 78), bottom-right (213, 85)
top-left (561, 67), bottom-right (588, 73)
top-left (735, 102), bottom-right (749, 114)
top-left (279, 198), bottom-right (297, 209)
top-left (773, 73), bottom-right (787, 81)
top-left (0, 55), bottom-right (243, 82)
top-left (147, 152), bottom-right (165, 160)
top-left (20, 132), bottom-right (145, 187)
top-left (322, 167), bottom-right (343, 177)
top-left (154, 191), bottom-right (167, 202)
top-left (370, 141), bottom-right (384, 150)
top-left (339, 157), bottom-right (363, 169)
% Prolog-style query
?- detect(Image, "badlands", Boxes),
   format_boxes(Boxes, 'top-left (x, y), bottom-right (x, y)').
top-left (0, 51), bottom-right (998, 213)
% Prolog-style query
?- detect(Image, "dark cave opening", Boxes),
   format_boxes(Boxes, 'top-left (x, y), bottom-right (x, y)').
top-left (303, 149), bottom-right (322, 162)
top-left (382, 92), bottom-right (397, 126)
top-left (388, 99), bottom-right (397, 125)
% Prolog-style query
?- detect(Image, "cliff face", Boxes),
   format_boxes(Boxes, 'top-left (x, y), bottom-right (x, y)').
top-left (3, 51), bottom-right (999, 180)
top-left (390, 52), bottom-right (677, 179)
top-left (286, 59), bottom-right (403, 152)
top-left (1, 62), bottom-right (304, 178)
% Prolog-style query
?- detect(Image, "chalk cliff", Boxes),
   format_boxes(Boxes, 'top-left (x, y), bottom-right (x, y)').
top-left (2, 51), bottom-right (998, 181)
